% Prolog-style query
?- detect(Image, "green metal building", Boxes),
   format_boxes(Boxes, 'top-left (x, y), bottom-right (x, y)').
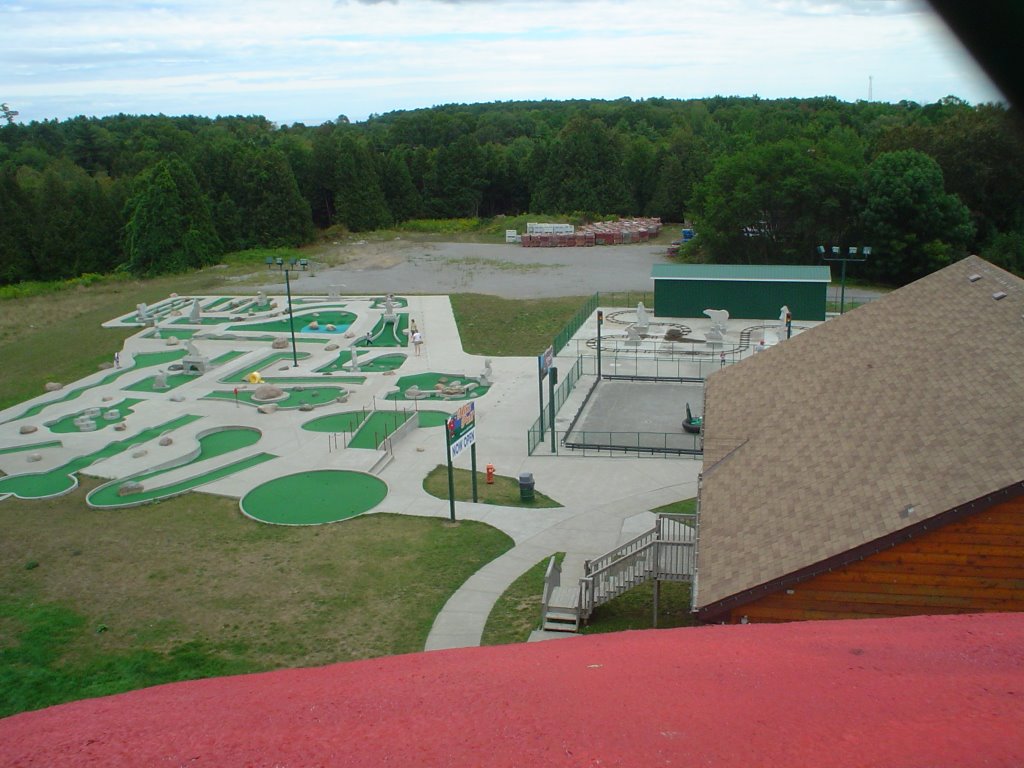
top-left (651, 264), bottom-right (832, 320)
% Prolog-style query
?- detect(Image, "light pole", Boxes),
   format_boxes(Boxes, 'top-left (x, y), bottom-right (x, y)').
top-left (284, 268), bottom-right (299, 367)
top-left (819, 244), bottom-right (871, 315)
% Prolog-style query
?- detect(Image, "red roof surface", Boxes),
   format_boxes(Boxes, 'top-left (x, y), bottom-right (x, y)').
top-left (2, 612), bottom-right (1022, 767)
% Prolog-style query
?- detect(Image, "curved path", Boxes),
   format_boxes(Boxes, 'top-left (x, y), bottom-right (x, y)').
top-left (425, 482), bottom-right (697, 650)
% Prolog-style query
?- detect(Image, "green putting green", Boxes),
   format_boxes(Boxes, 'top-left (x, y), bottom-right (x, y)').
top-left (87, 426), bottom-right (270, 508)
top-left (204, 386), bottom-right (349, 409)
top-left (46, 398), bottom-right (143, 433)
top-left (241, 470), bottom-right (388, 525)
top-left (0, 439), bottom-right (62, 455)
top-left (355, 313), bottom-right (409, 348)
top-left (226, 310), bottom-right (356, 334)
top-left (317, 351), bottom-right (407, 374)
top-left (415, 410), bottom-right (451, 428)
top-left (0, 415), bottom-right (202, 500)
top-left (384, 372), bottom-right (490, 402)
top-left (301, 410), bottom-right (370, 433)
top-left (145, 328), bottom-right (197, 339)
top-left (348, 411), bottom-right (415, 449)
top-left (122, 351), bottom-right (245, 392)
top-left (220, 352), bottom-right (312, 383)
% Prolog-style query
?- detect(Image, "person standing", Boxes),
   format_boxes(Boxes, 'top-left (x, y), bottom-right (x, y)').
top-left (412, 330), bottom-right (423, 356)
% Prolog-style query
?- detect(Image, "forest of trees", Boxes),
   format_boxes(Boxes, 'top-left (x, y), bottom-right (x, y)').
top-left (1, 95), bottom-right (1022, 287)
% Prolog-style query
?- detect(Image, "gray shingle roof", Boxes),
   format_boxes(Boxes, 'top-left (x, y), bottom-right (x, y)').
top-left (695, 255), bottom-right (1024, 610)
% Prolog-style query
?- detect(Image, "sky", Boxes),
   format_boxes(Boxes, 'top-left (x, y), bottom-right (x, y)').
top-left (0, 0), bottom-right (1004, 126)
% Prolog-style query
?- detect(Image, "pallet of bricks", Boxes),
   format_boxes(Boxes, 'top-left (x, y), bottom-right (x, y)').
top-left (520, 218), bottom-right (660, 247)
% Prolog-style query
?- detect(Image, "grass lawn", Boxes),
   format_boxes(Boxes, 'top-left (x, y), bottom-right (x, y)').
top-left (450, 293), bottom-right (591, 356)
top-left (650, 498), bottom-right (697, 516)
top-left (0, 478), bottom-right (513, 717)
top-left (482, 553), bottom-right (564, 645)
top-left (423, 465), bottom-right (562, 508)
top-left (580, 581), bottom-right (696, 634)
top-left (0, 271), bottom-right (243, 413)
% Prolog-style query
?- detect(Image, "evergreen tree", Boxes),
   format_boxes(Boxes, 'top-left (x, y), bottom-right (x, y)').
top-left (333, 133), bottom-right (391, 231)
top-left (124, 158), bottom-right (221, 275)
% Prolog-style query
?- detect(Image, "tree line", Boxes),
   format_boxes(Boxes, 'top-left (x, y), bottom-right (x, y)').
top-left (1, 96), bottom-right (1022, 286)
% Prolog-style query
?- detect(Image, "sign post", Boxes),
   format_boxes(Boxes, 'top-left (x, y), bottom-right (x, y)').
top-left (596, 310), bottom-right (603, 380)
top-left (445, 402), bottom-right (477, 520)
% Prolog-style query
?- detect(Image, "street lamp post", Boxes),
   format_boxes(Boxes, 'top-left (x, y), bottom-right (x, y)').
top-left (284, 268), bottom-right (299, 367)
top-left (819, 244), bottom-right (871, 315)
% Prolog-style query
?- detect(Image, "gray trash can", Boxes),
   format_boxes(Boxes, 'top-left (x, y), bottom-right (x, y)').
top-left (518, 472), bottom-right (535, 502)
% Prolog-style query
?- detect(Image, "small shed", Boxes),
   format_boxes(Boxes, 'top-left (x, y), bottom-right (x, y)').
top-left (651, 264), bottom-right (831, 320)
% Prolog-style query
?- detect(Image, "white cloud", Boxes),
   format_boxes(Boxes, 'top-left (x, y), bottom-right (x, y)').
top-left (0, 0), bottom-right (1001, 124)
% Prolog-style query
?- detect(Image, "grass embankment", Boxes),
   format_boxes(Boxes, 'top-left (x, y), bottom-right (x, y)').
top-left (423, 465), bottom-right (561, 508)
top-left (0, 479), bottom-right (513, 717)
top-left (482, 553), bottom-right (565, 646)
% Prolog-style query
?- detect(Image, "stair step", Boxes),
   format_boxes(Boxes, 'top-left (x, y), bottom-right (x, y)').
top-left (543, 619), bottom-right (578, 632)
top-left (548, 586), bottom-right (579, 609)
top-left (545, 608), bottom-right (577, 621)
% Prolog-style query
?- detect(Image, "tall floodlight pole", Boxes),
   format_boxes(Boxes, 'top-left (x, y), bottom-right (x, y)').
top-left (284, 268), bottom-right (299, 366)
top-left (819, 245), bottom-right (871, 315)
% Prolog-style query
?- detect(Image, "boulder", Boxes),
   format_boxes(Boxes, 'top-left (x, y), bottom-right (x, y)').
top-left (308, 320), bottom-right (320, 330)
top-left (298, 403), bottom-right (314, 412)
top-left (19, 425), bottom-right (37, 435)
top-left (166, 337), bottom-right (180, 346)
top-left (118, 481), bottom-right (144, 497)
top-left (272, 337), bottom-right (289, 349)
top-left (257, 403), bottom-right (279, 415)
top-left (170, 394), bottom-right (185, 402)
top-left (325, 324), bottom-right (336, 332)
top-left (44, 382), bottom-right (63, 392)
top-left (26, 453), bottom-right (42, 463)
top-left (131, 449), bottom-right (148, 458)
top-left (159, 436), bottom-right (173, 446)
top-left (253, 384), bottom-right (285, 401)
top-left (324, 343), bottom-right (339, 351)
top-left (114, 422), bottom-right (128, 431)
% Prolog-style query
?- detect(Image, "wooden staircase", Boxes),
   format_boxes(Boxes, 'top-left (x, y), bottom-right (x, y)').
top-left (541, 513), bottom-right (697, 633)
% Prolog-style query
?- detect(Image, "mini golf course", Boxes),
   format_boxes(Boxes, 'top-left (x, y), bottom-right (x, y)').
top-left (301, 409), bottom-right (413, 449)
top-left (46, 398), bottom-right (143, 433)
top-left (204, 386), bottom-right (350, 410)
top-left (240, 469), bottom-right (388, 525)
top-left (0, 415), bottom-right (202, 500)
top-left (355, 314), bottom-right (410, 347)
top-left (385, 373), bottom-right (491, 402)
top-left (0, 439), bottom-right (62, 455)
top-left (227, 310), bottom-right (357, 334)
top-left (220, 352), bottom-right (313, 383)
top-left (87, 427), bottom-right (271, 508)
top-left (317, 351), bottom-right (407, 374)
top-left (2, 350), bottom-right (189, 423)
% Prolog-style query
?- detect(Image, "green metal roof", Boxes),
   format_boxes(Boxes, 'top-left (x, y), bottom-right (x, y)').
top-left (651, 264), bottom-right (832, 283)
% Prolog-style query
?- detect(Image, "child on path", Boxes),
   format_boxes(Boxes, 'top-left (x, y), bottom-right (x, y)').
top-left (412, 330), bottom-right (423, 355)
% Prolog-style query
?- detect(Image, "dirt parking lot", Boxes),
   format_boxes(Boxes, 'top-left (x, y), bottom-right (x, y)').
top-left (256, 240), bottom-right (672, 298)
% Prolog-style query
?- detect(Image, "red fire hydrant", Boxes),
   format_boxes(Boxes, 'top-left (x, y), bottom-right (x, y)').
top-left (485, 463), bottom-right (495, 484)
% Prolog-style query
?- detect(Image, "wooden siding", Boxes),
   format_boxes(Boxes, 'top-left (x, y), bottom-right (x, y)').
top-left (726, 496), bottom-right (1024, 624)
